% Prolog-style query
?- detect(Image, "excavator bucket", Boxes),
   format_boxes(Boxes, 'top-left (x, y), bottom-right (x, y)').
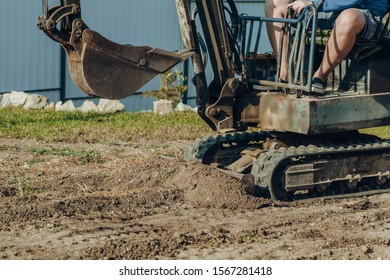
top-left (38, 0), bottom-right (193, 99)
top-left (67, 27), bottom-right (193, 99)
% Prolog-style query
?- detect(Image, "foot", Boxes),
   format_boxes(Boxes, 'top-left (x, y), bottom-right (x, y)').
top-left (307, 77), bottom-right (327, 96)
top-left (311, 77), bottom-right (327, 91)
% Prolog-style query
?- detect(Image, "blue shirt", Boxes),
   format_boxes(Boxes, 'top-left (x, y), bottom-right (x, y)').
top-left (312, 0), bottom-right (388, 18)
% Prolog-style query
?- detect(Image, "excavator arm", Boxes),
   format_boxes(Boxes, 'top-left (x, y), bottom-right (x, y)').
top-left (38, 0), bottom-right (241, 132)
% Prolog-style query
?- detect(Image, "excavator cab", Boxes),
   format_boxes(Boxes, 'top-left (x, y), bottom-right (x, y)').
top-left (37, 0), bottom-right (193, 99)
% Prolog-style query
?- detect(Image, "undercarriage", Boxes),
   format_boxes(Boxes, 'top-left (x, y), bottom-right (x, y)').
top-left (186, 131), bottom-right (390, 201)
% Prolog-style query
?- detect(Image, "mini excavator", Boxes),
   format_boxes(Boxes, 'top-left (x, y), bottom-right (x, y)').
top-left (38, 0), bottom-right (390, 201)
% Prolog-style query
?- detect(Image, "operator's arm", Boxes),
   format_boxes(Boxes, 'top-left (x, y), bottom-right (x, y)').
top-left (287, 0), bottom-right (315, 14)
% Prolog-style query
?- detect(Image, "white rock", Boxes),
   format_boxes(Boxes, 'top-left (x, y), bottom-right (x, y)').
top-left (56, 100), bottom-right (76, 112)
top-left (55, 101), bottom-right (63, 111)
top-left (175, 102), bottom-right (193, 112)
top-left (45, 102), bottom-right (55, 110)
top-left (23, 94), bottom-right (49, 110)
top-left (153, 99), bottom-right (175, 114)
top-left (98, 99), bottom-right (125, 114)
top-left (10, 91), bottom-right (28, 107)
top-left (78, 100), bottom-right (99, 113)
top-left (0, 93), bottom-right (12, 108)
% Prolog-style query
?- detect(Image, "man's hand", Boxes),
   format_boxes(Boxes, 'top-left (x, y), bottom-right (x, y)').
top-left (287, 0), bottom-right (313, 14)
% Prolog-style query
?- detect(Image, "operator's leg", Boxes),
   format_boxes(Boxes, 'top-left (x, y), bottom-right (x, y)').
top-left (265, 0), bottom-right (291, 81)
top-left (313, 9), bottom-right (366, 84)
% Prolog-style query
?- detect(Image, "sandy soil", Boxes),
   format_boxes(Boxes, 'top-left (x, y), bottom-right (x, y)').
top-left (0, 138), bottom-right (389, 260)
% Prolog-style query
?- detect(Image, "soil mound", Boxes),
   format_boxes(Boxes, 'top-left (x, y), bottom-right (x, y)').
top-left (169, 162), bottom-right (272, 210)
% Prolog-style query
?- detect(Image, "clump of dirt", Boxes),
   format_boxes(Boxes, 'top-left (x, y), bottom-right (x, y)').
top-left (169, 162), bottom-right (272, 210)
top-left (76, 232), bottom-right (181, 260)
top-left (342, 198), bottom-right (378, 211)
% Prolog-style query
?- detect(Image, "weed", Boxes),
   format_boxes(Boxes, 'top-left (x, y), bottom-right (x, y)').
top-left (28, 158), bottom-right (45, 165)
top-left (10, 175), bottom-right (39, 197)
top-left (143, 69), bottom-right (187, 102)
top-left (88, 211), bottom-right (104, 219)
top-left (0, 144), bottom-right (19, 151)
top-left (27, 147), bottom-right (103, 164)
top-left (241, 235), bottom-right (265, 244)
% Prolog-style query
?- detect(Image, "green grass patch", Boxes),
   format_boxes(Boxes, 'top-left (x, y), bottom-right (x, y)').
top-left (2, 108), bottom-right (389, 144)
top-left (361, 127), bottom-right (390, 139)
top-left (0, 108), bottom-right (211, 143)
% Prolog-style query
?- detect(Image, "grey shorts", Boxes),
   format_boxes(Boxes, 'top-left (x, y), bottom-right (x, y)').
top-left (317, 9), bottom-right (381, 40)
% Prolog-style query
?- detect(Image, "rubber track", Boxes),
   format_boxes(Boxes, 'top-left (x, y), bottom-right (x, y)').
top-left (252, 138), bottom-right (390, 201)
top-left (185, 132), bottom-right (390, 201)
top-left (184, 131), bottom-right (270, 163)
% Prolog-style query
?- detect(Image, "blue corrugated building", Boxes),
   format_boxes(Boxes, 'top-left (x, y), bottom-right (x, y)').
top-left (0, 0), bottom-right (269, 110)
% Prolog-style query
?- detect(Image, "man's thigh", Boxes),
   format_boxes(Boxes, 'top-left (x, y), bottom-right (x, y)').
top-left (317, 9), bottom-right (380, 40)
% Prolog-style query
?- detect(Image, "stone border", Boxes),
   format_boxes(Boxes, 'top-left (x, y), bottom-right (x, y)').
top-left (0, 92), bottom-right (197, 114)
top-left (0, 91), bottom-right (125, 114)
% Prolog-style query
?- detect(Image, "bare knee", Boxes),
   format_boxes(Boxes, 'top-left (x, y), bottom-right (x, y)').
top-left (265, 0), bottom-right (291, 17)
top-left (335, 9), bottom-right (366, 36)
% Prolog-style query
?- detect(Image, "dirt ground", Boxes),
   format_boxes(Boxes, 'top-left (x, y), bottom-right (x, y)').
top-left (0, 138), bottom-right (389, 260)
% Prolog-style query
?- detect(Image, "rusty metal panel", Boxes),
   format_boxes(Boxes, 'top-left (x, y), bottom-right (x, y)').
top-left (259, 93), bottom-right (390, 135)
top-left (259, 93), bottom-right (311, 134)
